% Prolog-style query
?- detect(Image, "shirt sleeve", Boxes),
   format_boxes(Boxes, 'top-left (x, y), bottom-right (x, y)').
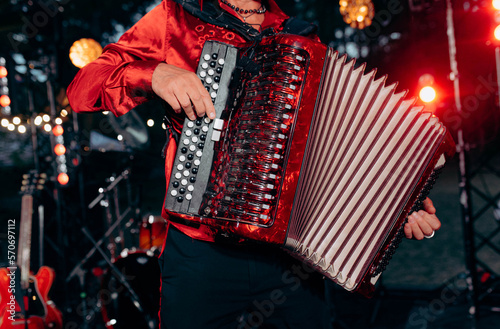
top-left (67, 1), bottom-right (167, 117)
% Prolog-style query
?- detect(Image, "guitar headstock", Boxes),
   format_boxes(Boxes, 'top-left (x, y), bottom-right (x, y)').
top-left (20, 170), bottom-right (46, 196)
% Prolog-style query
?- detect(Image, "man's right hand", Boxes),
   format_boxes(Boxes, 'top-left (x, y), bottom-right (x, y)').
top-left (152, 63), bottom-right (216, 120)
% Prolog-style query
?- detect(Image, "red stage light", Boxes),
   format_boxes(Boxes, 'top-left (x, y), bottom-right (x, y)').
top-left (0, 95), bottom-right (10, 107)
top-left (54, 144), bottom-right (66, 156)
top-left (57, 173), bottom-right (69, 185)
top-left (0, 66), bottom-right (7, 79)
top-left (52, 125), bottom-right (64, 136)
top-left (419, 86), bottom-right (437, 103)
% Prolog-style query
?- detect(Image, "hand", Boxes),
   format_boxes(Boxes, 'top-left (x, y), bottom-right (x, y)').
top-left (152, 63), bottom-right (216, 120)
top-left (403, 198), bottom-right (441, 240)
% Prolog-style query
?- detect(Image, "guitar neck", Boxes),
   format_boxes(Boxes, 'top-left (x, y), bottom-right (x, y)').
top-left (18, 194), bottom-right (33, 290)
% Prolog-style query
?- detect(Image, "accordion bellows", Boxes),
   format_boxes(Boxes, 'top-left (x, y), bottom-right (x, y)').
top-left (165, 34), bottom-right (455, 296)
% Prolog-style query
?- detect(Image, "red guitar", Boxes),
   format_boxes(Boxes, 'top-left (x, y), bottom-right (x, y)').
top-left (0, 172), bottom-right (63, 329)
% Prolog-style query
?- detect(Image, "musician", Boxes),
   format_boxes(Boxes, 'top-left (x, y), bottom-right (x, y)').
top-left (67, 0), bottom-right (442, 328)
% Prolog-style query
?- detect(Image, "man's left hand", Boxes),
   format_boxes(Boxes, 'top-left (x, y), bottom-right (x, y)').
top-left (403, 198), bottom-right (441, 240)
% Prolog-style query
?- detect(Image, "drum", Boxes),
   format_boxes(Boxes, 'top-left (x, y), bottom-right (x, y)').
top-left (100, 250), bottom-right (160, 329)
top-left (139, 215), bottom-right (167, 251)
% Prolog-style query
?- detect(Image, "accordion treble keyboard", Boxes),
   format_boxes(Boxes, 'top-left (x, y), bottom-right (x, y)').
top-left (165, 41), bottom-right (238, 214)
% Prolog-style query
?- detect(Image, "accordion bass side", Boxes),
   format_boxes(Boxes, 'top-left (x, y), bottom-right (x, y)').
top-left (164, 34), bottom-right (456, 296)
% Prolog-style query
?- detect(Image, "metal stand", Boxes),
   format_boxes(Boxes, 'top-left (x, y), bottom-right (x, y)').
top-left (445, 0), bottom-right (478, 326)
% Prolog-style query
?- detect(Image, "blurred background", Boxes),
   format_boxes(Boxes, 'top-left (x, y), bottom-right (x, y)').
top-left (0, 0), bottom-right (499, 328)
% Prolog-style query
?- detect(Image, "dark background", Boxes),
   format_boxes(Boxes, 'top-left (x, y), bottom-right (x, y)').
top-left (0, 0), bottom-right (499, 328)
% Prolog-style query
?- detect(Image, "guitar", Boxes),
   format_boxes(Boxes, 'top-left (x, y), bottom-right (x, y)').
top-left (0, 171), bottom-right (63, 329)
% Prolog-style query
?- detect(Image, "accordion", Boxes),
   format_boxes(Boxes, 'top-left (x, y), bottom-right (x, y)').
top-left (164, 34), bottom-right (455, 296)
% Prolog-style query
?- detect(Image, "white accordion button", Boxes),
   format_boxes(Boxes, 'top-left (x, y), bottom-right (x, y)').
top-left (204, 54), bottom-right (210, 61)
top-left (200, 71), bottom-right (207, 78)
top-left (183, 170), bottom-right (190, 177)
top-left (181, 179), bottom-right (188, 186)
top-left (204, 117), bottom-right (211, 124)
top-left (208, 69), bottom-right (215, 76)
top-left (189, 145), bottom-right (196, 152)
top-left (188, 185), bottom-right (194, 192)
top-left (185, 130), bottom-right (192, 136)
top-left (183, 138), bottom-right (190, 145)
top-left (206, 77), bottom-right (213, 84)
top-left (211, 130), bottom-right (221, 141)
top-left (218, 58), bottom-right (225, 65)
top-left (179, 155), bottom-right (186, 162)
top-left (187, 121), bottom-right (195, 128)
top-left (210, 91), bottom-right (217, 98)
top-left (194, 159), bottom-right (201, 166)
top-left (202, 62), bottom-right (209, 69)
top-left (175, 173), bottom-right (182, 179)
top-left (170, 190), bottom-right (178, 196)
top-left (177, 164), bottom-right (183, 171)
top-left (191, 136), bottom-right (199, 143)
top-left (212, 83), bottom-right (219, 90)
top-left (196, 150), bottom-right (203, 157)
top-left (214, 118), bottom-right (224, 130)
top-left (186, 194), bottom-right (192, 200)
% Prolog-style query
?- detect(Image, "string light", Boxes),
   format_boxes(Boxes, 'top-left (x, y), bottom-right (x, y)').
top-left (12, 116), bottom-right (21, 125)
top-left (18, 125), bottom-right (26, 134)
top-left (1, 118), bottom-right (8, 127)
top-left (339, 0), bottom-right (375, 29)
top-left (44, 123), bottom-right (51, 132)
top-left (42, 114), bottom-right (50, 122)
top-left (147, 119), bottom-right (154, 127)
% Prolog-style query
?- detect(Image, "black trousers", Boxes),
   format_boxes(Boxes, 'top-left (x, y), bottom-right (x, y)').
top-left (158, 225), bottom-right (331, 329)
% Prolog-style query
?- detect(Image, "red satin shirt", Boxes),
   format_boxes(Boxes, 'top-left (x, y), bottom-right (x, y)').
top-left (67, 0), bottom-right (294, 242)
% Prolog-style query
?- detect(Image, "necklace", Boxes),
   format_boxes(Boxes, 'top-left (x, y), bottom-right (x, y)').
top-left (220, 0), bottom-right (267, 22)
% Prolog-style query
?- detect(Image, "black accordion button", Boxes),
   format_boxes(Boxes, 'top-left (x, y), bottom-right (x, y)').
top-left (179, 188), bottom-right (186, 194)
top-left (216, 67), bottom-right (222, 74)
top-left (200, 134), bottom-right (206, 141)
top-left (212, 53), bottom-right (218, 59)
top-left (185, 162), bottom-right (192, 169)
top-left (210, 61), bottom-right (216, 68)
top-left (181, 147), bottom-right (187, 154)
top-left (172, 181), bottom-right (180, 188)
top-left (214, 76), bottom-right (220, 83)
top-left (190, 176), bottom-right (196, 183)
top-left (194, 128), bottom-right (200, 135)
top-left (198, 143), bottom-right (204, 149)
top-left (176, 196), bottom-right (184, 202)
top-left (192, 168), bottom-right (198, 174)
top-left (195, 119), bottom-right (202, 126)
top-left (187, 154), bottom-right (194, 160)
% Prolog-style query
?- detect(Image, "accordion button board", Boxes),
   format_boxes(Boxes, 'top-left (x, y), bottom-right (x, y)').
top-left (165, 41), bottom-right (238, 213)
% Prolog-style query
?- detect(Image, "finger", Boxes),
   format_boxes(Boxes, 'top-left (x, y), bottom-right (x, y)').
top-left (411, 211), bottom-right (434, 238)
top-left (418, 210), bottom-right (441, 231)
top-left (407, 213), bottom-right (428, 240)
top-left (202, 91), bottom-right (216, 119)
top-left (404, 222), bottom-right (413, 239)
top-left (162, 93), bottom-right (183, 114)
top-left (176, 93), bottom-right (196, 120)
top-left (189, 91), bottom-right (207, 118)
top-left (423, 198), bottom-right (436, 214)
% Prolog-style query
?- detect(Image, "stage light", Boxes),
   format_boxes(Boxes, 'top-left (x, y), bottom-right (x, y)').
top-left (54, 144), bottom-right (66, 156)
top-left (57, 172), bottom-right (69, 185)
top-left (1, 118), bottom-right (8, 127)
top-left (493, 0), bottom-right (500, 10)
top-left (0, 66), bottom-right (7, 79)
top-left (55, 117), bottom-right (63, 125)
top-left (42, 114), bottom-right (50, 122)
top-left (0, 95), bottom-right (11, 107)
top-left (7, 123), bottom-right (15, 131)
top-left (53, 125), bottom-right (64, 136)
top-left (44, 123), bottom-right (51, 132)
top-left (18, 125), bottom-right (26, 134)
top-left (12, 116), bottom-right (20, 125)
top-left (419, 86), bottom-right (437, 103)
top-left (147, 119), bottom-right (154, 127)
top-left (69, 38), bottom-right (103, 69)
top-left (495, 25), bottom-right (500, 41)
